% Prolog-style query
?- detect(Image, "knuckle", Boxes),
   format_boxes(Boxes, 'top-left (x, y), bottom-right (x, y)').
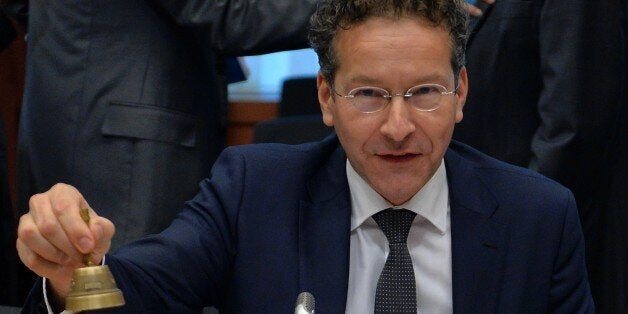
top-left (15, 238), bottom-right (25, 255)
top-left (17, 245), bottom-right (37, 269)
top-left (54, 250), bottom-right (69, 265)
top-left (17, 213), bottom-right (29, 225)
top-left (104, 219), bottom-right (115, 237)
top-left (17, 219), bottom-right (36, 242)
top-left (51, 198), bottom-right (73, 216)
top-left (28, 193), bottom-right (44, 209)
top-left (51, 182), bottom-right (69, 190)
top-left (38, 218), bottom-right (58, 238)
top-left (51, 182), bottom-right (79, 196)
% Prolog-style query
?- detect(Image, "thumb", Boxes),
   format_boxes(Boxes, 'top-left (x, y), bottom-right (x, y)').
top-left (89, 217), bottom-right (115, 263)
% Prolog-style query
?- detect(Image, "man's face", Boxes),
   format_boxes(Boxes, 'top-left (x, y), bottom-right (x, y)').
top-left (318, 17), bottom-right (468, 205)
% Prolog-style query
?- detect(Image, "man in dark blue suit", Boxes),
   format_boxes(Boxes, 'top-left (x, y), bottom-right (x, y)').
top-left (454, 2), bottom-right (627, 311)
top-left (16, 0), bottom-right (593, 312)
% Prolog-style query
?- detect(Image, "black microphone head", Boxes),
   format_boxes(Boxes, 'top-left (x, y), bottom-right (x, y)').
top-left (295, 292), bottom-right (315, 313)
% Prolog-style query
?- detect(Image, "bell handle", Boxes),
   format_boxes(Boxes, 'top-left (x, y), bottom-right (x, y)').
top-left (79, 208), bottom-right (95, 266)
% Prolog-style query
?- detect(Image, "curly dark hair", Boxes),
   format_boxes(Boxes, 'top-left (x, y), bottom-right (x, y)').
top-left (309, 0), bottom-right (468, 85)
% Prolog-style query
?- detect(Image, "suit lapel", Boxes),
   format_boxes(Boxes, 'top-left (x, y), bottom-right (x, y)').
top-left (298, 144), bottom-right (352, 313)
top-left (445, 147), bottom-right (509, 313)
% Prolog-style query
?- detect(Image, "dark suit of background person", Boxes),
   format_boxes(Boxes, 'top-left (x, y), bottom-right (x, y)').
top-left (22, 135), bottom-right (594, 313)
top-left (452, 1), bottom-right (627, 312)
top-left (16, 0), bottom-right (317, 251)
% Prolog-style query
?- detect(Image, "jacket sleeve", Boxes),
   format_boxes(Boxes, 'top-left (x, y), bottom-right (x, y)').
top-left (153, 0), bottom-right (319, 55)
top-left (530, 0), bottom-right (625, 205)
top-left (548, 192), bottom-right (595, 313)
top-left (100, 146), bottom-right (247, 312)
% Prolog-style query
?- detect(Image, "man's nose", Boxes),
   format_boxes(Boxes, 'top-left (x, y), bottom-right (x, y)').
top-left (379, 97), bottom-right (416, 142)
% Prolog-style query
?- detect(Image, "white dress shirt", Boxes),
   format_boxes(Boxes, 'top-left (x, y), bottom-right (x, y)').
top-left (345, 159), bottom-right (452, 313)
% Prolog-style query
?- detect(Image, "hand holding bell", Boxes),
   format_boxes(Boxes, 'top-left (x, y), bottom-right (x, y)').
top-left (65, 208), bottom-right (125, 312)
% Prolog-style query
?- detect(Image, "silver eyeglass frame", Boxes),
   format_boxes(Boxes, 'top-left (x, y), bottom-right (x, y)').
top-left (331, 83), bottom-right (458, 113)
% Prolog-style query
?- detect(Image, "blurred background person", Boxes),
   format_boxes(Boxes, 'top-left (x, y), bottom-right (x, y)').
top-left (17, 0), bottom-right (317, 249)
top-left (464, 0), bottom-right (493, 17)
top-left (454, 1), bottom-right (627, 312)
top-left (4, 0), bottom-right (318, 307)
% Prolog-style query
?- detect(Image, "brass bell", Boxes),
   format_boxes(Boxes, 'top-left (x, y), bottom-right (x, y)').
top-left (65, 208), bottom-right (125, 312)
top-left (66, 265), bottom-right (125, 312)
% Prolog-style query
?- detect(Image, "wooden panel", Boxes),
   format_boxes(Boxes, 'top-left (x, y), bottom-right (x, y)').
top-left (0, 20), bottom-right (26, 210)
top-left (226, 101), bottom-right (278, 146)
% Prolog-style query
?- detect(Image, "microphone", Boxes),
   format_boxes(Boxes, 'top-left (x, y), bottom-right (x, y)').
top-left (294, 292), bottom-right (315, 314)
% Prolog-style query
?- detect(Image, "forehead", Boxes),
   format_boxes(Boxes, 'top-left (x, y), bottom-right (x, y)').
top-left (332, 17), bottom-right (453, 85)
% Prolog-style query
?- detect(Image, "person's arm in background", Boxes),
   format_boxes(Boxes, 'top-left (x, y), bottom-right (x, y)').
top-left (151, 0), bottom-right (318, 56)
top-left (465, 0), bottom-right (495, 17)
top-left (530, 1), bottom-right (624, 209)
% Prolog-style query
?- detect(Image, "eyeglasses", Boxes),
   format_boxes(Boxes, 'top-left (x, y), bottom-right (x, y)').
top-left (331, 83), bottom-right (458, 113)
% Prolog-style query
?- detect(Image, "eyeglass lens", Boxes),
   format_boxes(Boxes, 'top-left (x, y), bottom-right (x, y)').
top-left (349, 84), bottom-right (448, 113)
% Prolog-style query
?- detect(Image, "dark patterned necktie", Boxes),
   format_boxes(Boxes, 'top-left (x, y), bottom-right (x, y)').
top-left (372, 208), bottom-right (417, 314)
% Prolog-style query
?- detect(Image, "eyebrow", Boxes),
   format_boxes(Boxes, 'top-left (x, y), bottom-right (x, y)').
top-left (345, 72), bottom-right (453, 88)
top-left (345, 75), bottom-right (382, 86)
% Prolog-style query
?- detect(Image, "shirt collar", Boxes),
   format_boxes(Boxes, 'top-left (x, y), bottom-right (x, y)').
top-left (347, 159), bottom-right (449, 234)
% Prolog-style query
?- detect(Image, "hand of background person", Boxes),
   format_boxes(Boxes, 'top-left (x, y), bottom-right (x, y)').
top-left (16, 183), bottom-right (115, 302)
top-left (465, 0), bottom-right (495, 17)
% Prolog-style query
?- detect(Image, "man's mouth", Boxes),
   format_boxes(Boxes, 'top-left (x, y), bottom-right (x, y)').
top-left (377, 153), bottom-right (419, 163)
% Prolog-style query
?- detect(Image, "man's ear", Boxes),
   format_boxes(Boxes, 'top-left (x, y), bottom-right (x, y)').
top-left (317, 72), bottom-right (334, 127)
top-left (454, 66), bottom-right (468, 123)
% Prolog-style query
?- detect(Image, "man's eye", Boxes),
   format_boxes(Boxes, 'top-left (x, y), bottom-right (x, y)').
top-left (414, 86), bottom-right (438, 95)
top-left (353, 88), bottom-right (385, 98)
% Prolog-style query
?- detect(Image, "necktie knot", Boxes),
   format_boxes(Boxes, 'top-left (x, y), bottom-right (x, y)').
top-left (372, 208), bottom-right (416, 244)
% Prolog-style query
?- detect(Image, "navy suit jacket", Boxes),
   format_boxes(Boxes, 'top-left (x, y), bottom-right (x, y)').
top-left (24, 135), bottom-right (593, 313)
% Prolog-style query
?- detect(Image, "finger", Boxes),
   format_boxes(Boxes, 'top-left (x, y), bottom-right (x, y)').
top-left (29, 192), bottom-right (86, 261)
top-left (17, 238), bottom-right (76, 297)
top-left (17, 237), bottom-right (78, 280)
top-left (17, 214), bottom-right (76, 266)
top-left (47, 184), bottom-right (96, 254)
top-left (465, 4), bottom-right (483, 17)
top-left (29, 193), bottom-right (89, 259)
top-left (90, 217), bottom-right (115, 262)
top-left (482, 0), bottom-right (495, 4)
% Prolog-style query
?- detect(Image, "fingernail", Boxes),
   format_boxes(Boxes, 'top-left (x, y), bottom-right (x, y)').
top-left (78, 236), bottom-right (93, 252)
